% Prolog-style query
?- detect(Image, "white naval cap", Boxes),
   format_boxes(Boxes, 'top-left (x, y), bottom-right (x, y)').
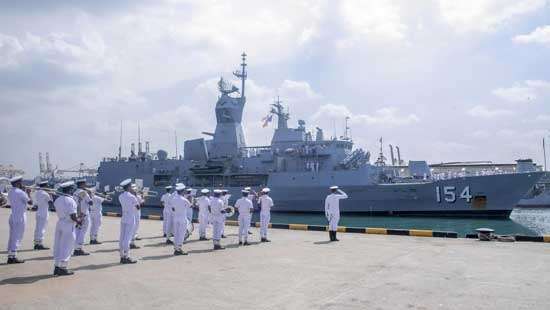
top-left (213, 189), bottom-right (222, 194)
top-left (165, 186), bottom-right (173, 190)
top-left (175, 184), bottom-right (186, 191)
top-left (9, 176), bottom-right (23, 184)
top-left (186, 188), bottom-right (193, 192)
top-left (201, 189), bottom-right (210, 194)
top-left (38, 181), bottom-right (49, 186)
top-left (262, 187), bottom-right (271, 193)
top-left (221, 189), bottom-right (228, 193)
top-left (120, 179), bottom-right (132, 187)
top-left (329, 185), bottom-right (339, 190)
top-left (244, 187), bottom-right (252, 191)
top-left (241, 189), bottom-right (250, 194)
top-left (59, 181), bottom-right (75, 189)
top-left (76, 179), bottom-right (87, 184)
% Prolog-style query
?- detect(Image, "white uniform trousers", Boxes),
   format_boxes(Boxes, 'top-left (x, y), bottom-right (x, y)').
top-left (212, 219), bottom-right (223, 243)
top-left (90, 211), bottom-right (102, 240)
top-left (34, 214), bottom-right (48, 244)
top-left (260, 212), bottom-right (270, 238)
top-left (198, 211), bottom-right (209, 238)
top-left (173, 218), bottom-right (188, 251)
top-left (119, 222), bottom-right (134, 258)
top-left (75, 215), bottom-right (89, 249)
top-left (163, 209), bottom-right (173, 236)
top-left (221, 216), bottom-right (226, 236)
top-left (328, 213), bottom-right (340, 231)
top-left (7, 215), bottom-right (26, 257)
top-left (53, 220), bottom-right (75, 268)
top-left (132, 209), bottom-right (141, 240)
top-left (238, 214), bottom-right (251, 242)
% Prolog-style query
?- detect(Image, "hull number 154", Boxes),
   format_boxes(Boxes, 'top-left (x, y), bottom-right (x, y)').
top-left (436, 186), bottom-right (472, 203)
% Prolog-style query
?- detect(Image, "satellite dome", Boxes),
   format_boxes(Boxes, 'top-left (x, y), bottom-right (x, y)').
top-left (157, 150), bottom-right (168, 160)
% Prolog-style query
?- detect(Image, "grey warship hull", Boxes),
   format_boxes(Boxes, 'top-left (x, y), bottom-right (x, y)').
top-left (97, 54), bottom-right (543, 218)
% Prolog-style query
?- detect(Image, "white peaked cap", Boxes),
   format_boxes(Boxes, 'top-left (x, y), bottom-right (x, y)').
top-left (175, 184), bottom-right (186, 191)
top-left (76, 179), bottom-right (87, 184)
top-left (9, 176), bottom-right (23, 183)
top-left (329, 185), bottom-right (339, 190)
top-left (213, 189), bottom-right (222, 194)
top-left (244, 187), bottom-right (251, 191)
top-left (59, 181), bottom-right (75, 189)
top-left (201, 189), bottom-right (210, 194)
top-left (120, 179), bottom-right (132, 187)
top-left (262, 187), bottom-right (271, 193)
top-left (241, 189), bottom-right (249, 194)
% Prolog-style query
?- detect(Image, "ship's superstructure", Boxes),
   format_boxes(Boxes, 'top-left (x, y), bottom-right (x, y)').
top-left (97, 54), bottom-right (545, 217)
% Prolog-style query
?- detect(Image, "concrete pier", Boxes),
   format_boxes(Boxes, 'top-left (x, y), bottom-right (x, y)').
top-left (1, 208), bottom-right (549, 310)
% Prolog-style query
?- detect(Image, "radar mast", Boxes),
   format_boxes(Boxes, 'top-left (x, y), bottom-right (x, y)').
top-left (233, 52), bottom-right (247, 99)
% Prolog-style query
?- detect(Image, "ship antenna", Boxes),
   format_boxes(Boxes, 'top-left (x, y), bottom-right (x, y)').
top-left (138, 121), bottom-right (142, 155)
top-left (543, 137), bottom-right (547, 172)
top-left (118, 120), bottom-right (123, 160)
top-left (233, 52), bottom-right (247, 99)
top-left (344, 116), bottom-right (350, 140)
top-left (174, 130), bottom-right (178, 159)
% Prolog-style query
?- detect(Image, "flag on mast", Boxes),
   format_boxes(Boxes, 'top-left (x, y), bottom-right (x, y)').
top-left (261, 114), bottom-right (273, 127)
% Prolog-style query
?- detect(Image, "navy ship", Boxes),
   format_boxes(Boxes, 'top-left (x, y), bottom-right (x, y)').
top-left (97, 53), bottom-right (544, 218)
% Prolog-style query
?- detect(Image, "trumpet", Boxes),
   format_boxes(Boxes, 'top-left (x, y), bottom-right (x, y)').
top-left (26, 185), bottom-right (72, 197)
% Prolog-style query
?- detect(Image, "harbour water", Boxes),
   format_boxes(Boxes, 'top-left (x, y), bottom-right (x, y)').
top-left (103, 205), bottom-right (550, 237)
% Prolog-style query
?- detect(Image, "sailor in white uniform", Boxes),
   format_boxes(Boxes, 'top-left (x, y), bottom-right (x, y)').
top-left (161, 186), bottom-right (174, 243)
top-left (197, 189), bottom-right (211, 240)
top-left (73, 179), bottom-right (92, 256)
top-left (90, 193), bottom-right (105, 244)
top-left (33, 181), bottom-right (53, 250)
top-left (172, 184), bottom-right (190, 255)
top-left (324, 186), bottom-right (348, 242)
top-left (209, 190), bottom-right (226, 250)
top-left (53, 181), bottom-right (81, 276)
top-left (235, 189), bottom-right (254, 245)
top-left (220, 189), bottom-right (231, 238)
top-left (131, 185), bottom-right (144, 249)
top-left (259, 187), bottom-right (274, 242)
top-left (6, 176), bottom-right (32, 264)
top-left (118, 179), bottom-right (139, 264)
top-left (244, 186), bottom-right (256, 235)
top-left (184, 188), bottom-right (195, 240)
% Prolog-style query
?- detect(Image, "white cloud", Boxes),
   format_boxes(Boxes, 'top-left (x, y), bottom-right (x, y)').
top-left (311, 104), bottom-right (419, 128)
top-left (0, 33), bottom-right (23, 67)
top-left (338, 0), bottom-right (407, 48)
top-left (438, 0), bottom-right (546, 33)
top-left (513, 25), bottom-right (550, 45)
top-left (467, 105), bottom-right (513, 118)
top-left (492, 80), bottom-right (550, 103)
top-left (535, 114), bottom-right (550, 122)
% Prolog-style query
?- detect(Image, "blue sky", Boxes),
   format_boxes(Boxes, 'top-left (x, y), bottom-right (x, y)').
top-left (1, 0), bottom-right (549, 176)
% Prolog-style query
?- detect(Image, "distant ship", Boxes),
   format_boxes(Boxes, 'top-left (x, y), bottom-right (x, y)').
top-left (97, 53), bottom-right (544, 218)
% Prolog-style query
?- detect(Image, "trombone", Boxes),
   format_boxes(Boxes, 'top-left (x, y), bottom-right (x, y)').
top-left (26, 185), bottom-right (72, 197)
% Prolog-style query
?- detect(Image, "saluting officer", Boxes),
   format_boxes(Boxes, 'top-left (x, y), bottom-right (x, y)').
top-left (197, 189), bottom-right (211, 240)
top-left (209, 189), bottom-right (226, 250)
top-left (161, 186), bottom-right (174, 243)
top-left (259, 187), bottom-right (273, 242)
top-left (53, 181), bottom-right (81, 276)
top-left (90, 193), bottom-right (105, 244)
top-left (33, 181), bottom-right (53, 250)
top-left (324, 186), bottom-right (348, 242)
top-left (172, 184), bottom-right (190, 255)
top-left (6, 176), bottom-right (32, 264)
top-left (73, 179), bottom-right (92, 256)
top-left (235, 189), bottom-right (253, 246)
top-left (118, 179), bottom-right (139, 264)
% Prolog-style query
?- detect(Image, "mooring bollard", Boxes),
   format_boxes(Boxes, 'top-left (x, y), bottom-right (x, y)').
top-left (476, 228), bottom-right (495, 241)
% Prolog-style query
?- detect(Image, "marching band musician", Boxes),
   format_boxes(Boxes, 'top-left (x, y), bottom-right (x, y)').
top-left (244, 186), bottom-right (256, 235)
top-left (209, 189), bottom-right (226, 250)
top-left (73, 179), bottom-right (92, 256)
top-left (90, 193), bottom-right (105, 244)
top-left (197, 189), bottom-right (211, 240)
top-left (130, 184), bottom-right (143, 249)
top-left (324, 186), bottom-right (348, 242)
top-left (53, 181), bottom-right (81, 276)
top-left (6, 176), bottom-right (32, 264)
top-left (118, 179), bottom-right (139, 264)
top-left (220, 189), bottom-right (231, 238)
top-left (161, 186), bottom-right (174, 244)
top-left (171, 184), bottom-right (190, 255)
top-left (184, 188), bottom-right (195, 239)
top-left (235, 189), bottom-right (254, 246)
top-left (259, 188), bottom-right (273, 242)
top-left (33, 181), bottom-right (53, 250)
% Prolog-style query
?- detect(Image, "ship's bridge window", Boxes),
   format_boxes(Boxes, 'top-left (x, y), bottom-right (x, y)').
top-left (153, 175), bottom-right (171, 187)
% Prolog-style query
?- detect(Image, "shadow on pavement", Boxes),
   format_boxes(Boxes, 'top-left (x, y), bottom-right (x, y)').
top-left (0, 274), bottom-right (55, 285)
top-left (93, 248), bottom-right (120, 253)
top-left (313, 240), bottom-right (333, 245)
top-left (73, 262), bottom-right (120, 271)
top-left (141, 254), bottom-right (174, 261)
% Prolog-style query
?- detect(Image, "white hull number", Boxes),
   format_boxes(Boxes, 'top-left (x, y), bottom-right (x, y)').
top-left (436, 186), bottom-right (472, 203)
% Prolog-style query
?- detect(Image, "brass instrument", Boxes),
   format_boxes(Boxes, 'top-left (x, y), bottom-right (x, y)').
top-left (26, 185), bottom-right (72, 198)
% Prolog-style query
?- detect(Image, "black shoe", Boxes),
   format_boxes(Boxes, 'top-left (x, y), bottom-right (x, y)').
top-left (213, 244), bottom-right (225, 250)
top-left (334, 232), bottom-right (339, 242)
top-left (130, 243), bottom-right (141, 249)
top-left (163, 233), bottom-right (167, 237)
top-left (73, 249), bottom-right (90, 256)
top-left (7, 257), bottom-right (25, 264)
top-left (34, 244), bottom-right (49, 250)
top-left (248, 231), bottom-right (252, 235)
top-left (166, 239), bottom-right (173, 244)
top-left (261, 238), bottom-right (271, 242)
top-left (53, 266), bottom-right (60, 275)
top-left (329, 231), bottom-right (335, 242)
top-left (120, 257), bottom-right (137, 264)
top-left (56, 267), bottom-right (74, 276)
top-left (243, 242), bottom-right (250, 246)
top-left (174, 250), bottom-right (188, 256)
top-left (199, 237), bottom-right (209, 241)
top-left (221, 234), bottom-right (227, 238)
top-left (239, 241), bottom-right (243, 245)
top-left (90, 239), bottom-right (102, 245)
